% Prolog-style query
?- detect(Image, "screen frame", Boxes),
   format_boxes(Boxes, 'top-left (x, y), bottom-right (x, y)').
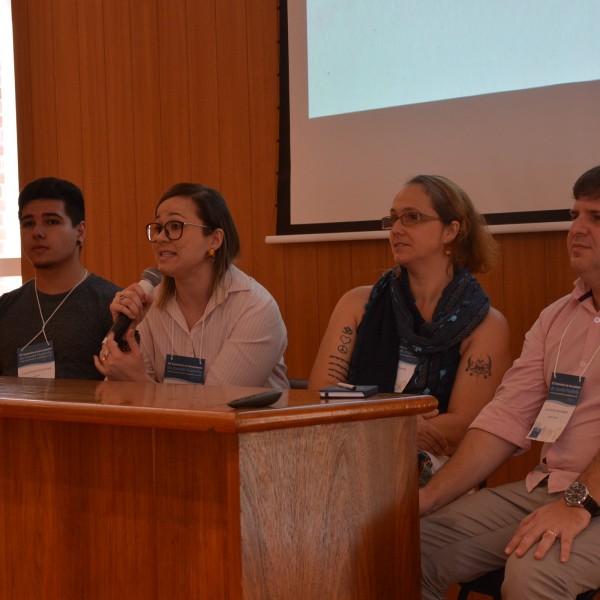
top-left (274, 0), bottom-right (582, 243)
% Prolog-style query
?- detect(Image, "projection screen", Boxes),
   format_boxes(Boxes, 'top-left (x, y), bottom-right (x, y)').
top-left (271, 0), bottom-right (600, 243)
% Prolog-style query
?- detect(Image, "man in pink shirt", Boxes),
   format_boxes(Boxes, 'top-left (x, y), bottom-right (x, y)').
top-left (420, 165), bottom-right (600, 600)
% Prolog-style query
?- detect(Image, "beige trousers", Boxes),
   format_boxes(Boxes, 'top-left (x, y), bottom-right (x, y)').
top-left (420, 480), bottom-right (600, 600)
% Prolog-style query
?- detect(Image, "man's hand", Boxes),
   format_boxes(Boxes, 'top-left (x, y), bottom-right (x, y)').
top-left (504, 497), bottom-right (591, 563)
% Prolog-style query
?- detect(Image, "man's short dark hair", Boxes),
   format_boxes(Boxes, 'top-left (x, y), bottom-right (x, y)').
top-left (572, 166), bottom-right (600, 200)
top-left (18, 177), bottom-right (85, 225)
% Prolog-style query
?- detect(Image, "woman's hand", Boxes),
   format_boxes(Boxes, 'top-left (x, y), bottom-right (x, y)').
top-left (417, 409), bottom-right (451, 456)
top-left (94, 328), bottom-right (154, 382)
top-left (109, 283), bottom-right (154, 329)
top-left (428, 308), bottom-right (512, 453)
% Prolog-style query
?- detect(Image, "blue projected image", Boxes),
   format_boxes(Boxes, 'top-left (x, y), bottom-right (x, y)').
top-left (307, 0), bottom-right (600, 118)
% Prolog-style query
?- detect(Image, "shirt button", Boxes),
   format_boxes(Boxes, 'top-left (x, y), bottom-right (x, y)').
top-left (595, 317), bottom-right (600, 323)
top-left (580, 361), bottom-right (587, 367)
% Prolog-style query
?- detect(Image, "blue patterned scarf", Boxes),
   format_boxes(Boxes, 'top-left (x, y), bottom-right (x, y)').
top-left (348, 267), bottom-right (489, 413)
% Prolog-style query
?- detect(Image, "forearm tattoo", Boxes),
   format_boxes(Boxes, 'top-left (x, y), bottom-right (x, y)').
top-left (327, 325), bottom-right (354, 381)
top-left (465, 354), bottom-right (492, 379)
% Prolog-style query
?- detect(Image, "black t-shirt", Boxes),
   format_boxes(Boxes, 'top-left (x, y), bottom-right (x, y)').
top-left (0, 274), bottom-right (120, 380)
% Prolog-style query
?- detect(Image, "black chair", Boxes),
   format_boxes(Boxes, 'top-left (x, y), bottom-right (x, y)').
top-left (288, 378), bottom-right (308, 389)
top-left (458, 569), bottom-right (503, 600)
top-left (458, 567), bottom-right (599, 600)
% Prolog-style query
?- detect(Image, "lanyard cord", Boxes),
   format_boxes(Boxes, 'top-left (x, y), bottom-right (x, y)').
top-left (23, 270), bottom-right (89, 349)
top-left (170, 289), bottom-right (209, 359)
top-left (580, 343), bottom-right (600, 380)
top-left (553, 307), bottom-right (600, 381)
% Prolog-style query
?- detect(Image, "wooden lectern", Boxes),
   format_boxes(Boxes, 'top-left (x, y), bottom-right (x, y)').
top-left (0, 376), bottom-right (435, 599)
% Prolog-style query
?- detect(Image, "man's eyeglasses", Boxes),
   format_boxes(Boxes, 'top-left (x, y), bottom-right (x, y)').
top-left (146, 220), bottom-right (210, 242)
top-left (381, 210), bottom-right (441, 230)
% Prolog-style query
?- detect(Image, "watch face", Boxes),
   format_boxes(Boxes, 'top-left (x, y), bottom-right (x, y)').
top-left (565, 481), bottom-right (587, 506)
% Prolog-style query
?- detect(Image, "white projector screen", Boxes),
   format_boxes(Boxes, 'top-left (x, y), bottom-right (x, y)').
top-left (272, 0), bottom-right (600, 242)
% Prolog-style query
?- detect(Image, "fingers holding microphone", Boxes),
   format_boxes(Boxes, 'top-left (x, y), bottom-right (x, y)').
top-left (95, 310), bottom-right (146, 379)
top-left (96, 268), bottom-right (162, 381)
top-left (107, 268), bottom-right (162, 346)
top-left (109, 285), bottom-right (153, 330)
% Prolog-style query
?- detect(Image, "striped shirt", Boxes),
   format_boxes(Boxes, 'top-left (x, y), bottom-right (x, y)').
top-left (138, 265), bottom-right (288, 388)
top-left (471, 278), bottom-right (600, 492)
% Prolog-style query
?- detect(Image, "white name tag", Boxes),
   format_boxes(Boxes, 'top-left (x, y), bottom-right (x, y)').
top-left (394, 346), bottom-right (419, 393)
top-left (527, 372), bottom-right (583, 443)
top-left (17, 341), bottom-right (56, 378)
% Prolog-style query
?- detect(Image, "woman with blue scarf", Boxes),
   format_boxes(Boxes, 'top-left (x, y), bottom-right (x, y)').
top-left (308, 174), bottom-right (511, 484)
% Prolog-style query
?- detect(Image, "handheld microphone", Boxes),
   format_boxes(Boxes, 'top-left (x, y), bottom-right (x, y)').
top-left (107, 267), bottom-right (162, 344)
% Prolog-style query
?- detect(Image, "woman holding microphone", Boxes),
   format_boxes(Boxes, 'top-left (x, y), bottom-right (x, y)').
top-left (95, 183), bottom-right (288, 388)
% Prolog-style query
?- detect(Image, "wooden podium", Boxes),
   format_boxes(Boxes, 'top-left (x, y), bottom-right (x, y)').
top-left (0, 376), bottom-right (435, 599)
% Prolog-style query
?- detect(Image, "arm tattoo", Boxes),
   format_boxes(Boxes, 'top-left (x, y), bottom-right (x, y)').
top-left (327, 325), bottom-right (354, 380)
top-left (465, 354), bottom-right (492, 379)
top-left (328, 355), bottom-right (351, 380)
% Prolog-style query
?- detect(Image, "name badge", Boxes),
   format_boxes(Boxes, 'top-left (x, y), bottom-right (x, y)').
top-left (527, 372), bottom-right (583, 443)
top-left (394, 346), bottom-right (419, 393)
top-left (17, 341), bottom-right (56, 378)
top-left (163, 354), bottom-right (205, 384)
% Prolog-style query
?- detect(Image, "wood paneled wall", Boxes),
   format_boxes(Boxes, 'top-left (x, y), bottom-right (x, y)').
top-left (9, 5), bottom-right (582, 598)
top-left (12, 0), bottom-right (574, 431)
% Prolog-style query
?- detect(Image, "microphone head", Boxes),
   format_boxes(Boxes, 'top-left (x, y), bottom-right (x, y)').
top-left (141, 267), bottom-right (162, 287)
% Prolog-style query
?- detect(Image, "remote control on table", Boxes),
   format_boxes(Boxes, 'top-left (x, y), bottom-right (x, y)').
top-left (227, 390), bottom-right (282, 408)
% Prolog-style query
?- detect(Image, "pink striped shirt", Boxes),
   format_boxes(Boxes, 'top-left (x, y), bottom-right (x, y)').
top-left (138, 265), bottom-right (288, 388)
top-left (471, 278), bottom-right (600, 492)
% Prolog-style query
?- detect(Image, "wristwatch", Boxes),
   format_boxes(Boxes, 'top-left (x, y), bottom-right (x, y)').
top-left (564, 481), bottom-right (600, 517)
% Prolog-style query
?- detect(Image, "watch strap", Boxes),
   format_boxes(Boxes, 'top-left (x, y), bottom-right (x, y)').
top-left (565, 481), bottom-right (600, 517)
top-left (582, 493), bottom-right (600, 517)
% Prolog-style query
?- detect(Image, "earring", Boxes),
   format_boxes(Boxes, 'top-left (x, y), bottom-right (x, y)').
top-left (205, 248), bottom-right (216, 262)
top-left (76, 240), bottom-right (82, 247)
top-left (444, 247), bottom-right (451, 256)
